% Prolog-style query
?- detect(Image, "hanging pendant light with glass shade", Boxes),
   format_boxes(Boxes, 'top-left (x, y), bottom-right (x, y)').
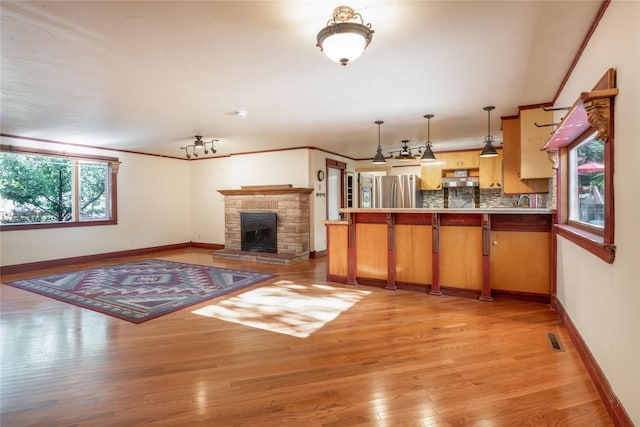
top-left (480, 106), bottom-right (499, 157)
top-left (421, 114), bottom-right (437, 162)
top-left (316, 6), bottom-right (374, 67)
top-left (372, 120), bottom-right (386, 164)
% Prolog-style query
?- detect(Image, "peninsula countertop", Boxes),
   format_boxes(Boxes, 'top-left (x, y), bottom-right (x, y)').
top-left (333, 207), bottom-right (555, 215)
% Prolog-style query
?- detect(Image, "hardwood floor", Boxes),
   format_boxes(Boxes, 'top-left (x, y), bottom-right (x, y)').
top-left (1, 249), bottom-right (612, 426)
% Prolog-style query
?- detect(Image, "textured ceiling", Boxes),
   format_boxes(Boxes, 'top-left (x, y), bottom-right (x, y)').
top-left (0, 1), bottom-right (603, 160)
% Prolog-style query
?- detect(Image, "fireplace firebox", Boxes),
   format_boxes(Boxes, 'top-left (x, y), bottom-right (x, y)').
top-left (240, 212), bottom-right (277, 253)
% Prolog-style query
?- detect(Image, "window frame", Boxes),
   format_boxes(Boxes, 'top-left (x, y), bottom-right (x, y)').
top-left (549, 69), bottom-right (616, 263)
top-left (0, 145), bottom-right (119, 231)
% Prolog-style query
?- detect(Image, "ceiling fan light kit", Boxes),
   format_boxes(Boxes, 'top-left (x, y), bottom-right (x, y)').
top-left (317, 6), bottom-right (374, 66)
top-left (376, 114), bottom-right (438, 163)
top-left (394, 140), bottom-right (418, 160)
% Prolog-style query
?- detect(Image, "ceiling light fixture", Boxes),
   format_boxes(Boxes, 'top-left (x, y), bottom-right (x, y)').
top-left (480, 106), bottom-right (499, 158)
top-left (372, 120), bottom-right (386, 164)
top-left (387, 137), bottom-right (429, 161)
top-left (316, 6), bottom-right (374, 66)
top-left (181, 135), bottom-right (218, 159)
top-left (421, 114), bottom-right (437, 162)
top-left (393, 140), bottom-right (418, 161)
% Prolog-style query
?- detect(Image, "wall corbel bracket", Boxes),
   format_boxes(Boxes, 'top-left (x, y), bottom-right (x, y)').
top-left (581, 88), bottom-right (618, 143)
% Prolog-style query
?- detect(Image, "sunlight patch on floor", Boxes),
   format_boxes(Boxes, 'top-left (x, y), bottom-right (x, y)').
top-left (192, 280), bottom-right (371, 338)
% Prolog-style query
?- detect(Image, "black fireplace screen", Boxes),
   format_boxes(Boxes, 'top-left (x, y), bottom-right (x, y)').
top-left (240, 212), bottom-right (277, 253)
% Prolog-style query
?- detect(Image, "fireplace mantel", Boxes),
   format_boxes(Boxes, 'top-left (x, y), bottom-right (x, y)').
top-left (218, 185), bottom-right (313, 196)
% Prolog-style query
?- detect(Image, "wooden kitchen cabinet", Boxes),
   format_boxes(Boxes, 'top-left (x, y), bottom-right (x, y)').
top-left (420, 163), bottom-right (443, 190)
top-left (441, 150), bottom-right (480, 170)
top-left (502, 117), bottom-right (549, 194)
top-left (355, 223), bottom-right (387, 280)
top-left (479, 149), bottom-right (503, 189)
top-left (490, 230), bottom-right (550, 295)
top-left (439, 225), bottom-right (483, 290)
top-left (520, 108), bottom-right (554, 179)
top-left (326, 210), bottom-right (554, 303)
top-left (395, 224), bottom-right (432, 286)
top-left (326, 223), bottom-right (348, 280)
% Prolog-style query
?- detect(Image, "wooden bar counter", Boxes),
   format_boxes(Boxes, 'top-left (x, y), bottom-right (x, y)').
top-left (325, 208), bottom-right (556, 303)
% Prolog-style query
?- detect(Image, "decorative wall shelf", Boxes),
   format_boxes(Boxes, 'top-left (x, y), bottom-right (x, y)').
top-left (543, 72), bottom-right (618, 150)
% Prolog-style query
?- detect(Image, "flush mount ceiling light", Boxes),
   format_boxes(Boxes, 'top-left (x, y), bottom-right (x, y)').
top-left (372, 120), bottom-right (386, 164)
top-left (181, 135), bottom-right (218, 159)
top-left (421, 114), bottom-right (437, 162)
top-left (480, 106), bottom-right (499, 158)
top-left (316, 6), bottom-right (374, 66)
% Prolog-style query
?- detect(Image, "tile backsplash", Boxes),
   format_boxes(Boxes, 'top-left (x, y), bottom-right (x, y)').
top-left (421, 185), bottom-right (554, 209)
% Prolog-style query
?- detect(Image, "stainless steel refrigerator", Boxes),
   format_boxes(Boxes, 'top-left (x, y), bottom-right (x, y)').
top-left (373, 175), bottom-right (423, 208)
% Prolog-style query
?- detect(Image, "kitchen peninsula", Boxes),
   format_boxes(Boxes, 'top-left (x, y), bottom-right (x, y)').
top-left (325, 208), bottom-right (555, 303)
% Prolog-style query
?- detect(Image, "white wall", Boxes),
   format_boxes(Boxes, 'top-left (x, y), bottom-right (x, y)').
top-left (0, 137), bottom-right (191, 266)
top-left (229, 149), bottom-right (309, 188)
top-left (189, 156), bottom-right (232, 244)
top-left (188, 149), bottom-right (314, 248)
top-left (554, 1), bottom-right (639, 423)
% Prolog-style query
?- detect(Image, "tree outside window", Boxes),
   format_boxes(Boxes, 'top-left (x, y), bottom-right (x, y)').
top-left (0, 149), bottom-right (117, 229)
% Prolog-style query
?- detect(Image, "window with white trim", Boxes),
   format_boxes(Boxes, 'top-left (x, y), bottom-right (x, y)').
top-left (568, 132), bottom-right (605, 232)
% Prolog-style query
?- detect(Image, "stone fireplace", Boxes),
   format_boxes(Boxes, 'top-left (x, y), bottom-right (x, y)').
top-left (215, 185), bottom-right (313, 264)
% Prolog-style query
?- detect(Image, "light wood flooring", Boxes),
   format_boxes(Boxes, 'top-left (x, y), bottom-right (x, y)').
top-left (1, 249), bottom-right (612, 426)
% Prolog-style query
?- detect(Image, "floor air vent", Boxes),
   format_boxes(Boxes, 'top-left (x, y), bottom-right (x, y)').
top-left (546, 332), bottom-right (565, 352)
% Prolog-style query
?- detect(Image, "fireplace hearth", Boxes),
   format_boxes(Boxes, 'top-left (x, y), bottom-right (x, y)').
top-left (240, 212), bottom-right (277, 253)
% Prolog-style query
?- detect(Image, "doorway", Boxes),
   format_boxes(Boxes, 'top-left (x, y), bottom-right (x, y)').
top-left (326, 159), bottom-right (347, 220)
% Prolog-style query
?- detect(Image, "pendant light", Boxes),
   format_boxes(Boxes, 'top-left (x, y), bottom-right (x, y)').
top-left (480, 106), bottom-right (499, 157)
top-left (421, 114), bottom-right (437, 162)
top-left (372, 120), bottom-right (386, 164)
top-left (316, 6), bottom-right (374, 67)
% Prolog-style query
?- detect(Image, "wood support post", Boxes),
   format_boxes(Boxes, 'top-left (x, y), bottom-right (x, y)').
top-left (430, 213), bottom-right (442, 296)
top-left (346, 212), bottom-right (358, 285)
top-left (480, 213), bottom-right (493, 301)
top-left (386, 213), bottom-right (397, 290)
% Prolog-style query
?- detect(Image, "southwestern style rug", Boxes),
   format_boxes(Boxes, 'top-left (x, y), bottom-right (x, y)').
top-left (4, 259), bottom-right (276, 323)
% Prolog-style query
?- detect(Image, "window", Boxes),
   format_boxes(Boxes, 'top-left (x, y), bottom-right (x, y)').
top-left (0, 147), bottom-right (118, 230)
top-left (568, 132), bottom-right (605, 231)
top-left (547, 68), bottom-right (617, 263)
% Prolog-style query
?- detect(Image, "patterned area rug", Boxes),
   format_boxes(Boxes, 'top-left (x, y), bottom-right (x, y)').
top-left (4, 259), bottom-right (276, 323)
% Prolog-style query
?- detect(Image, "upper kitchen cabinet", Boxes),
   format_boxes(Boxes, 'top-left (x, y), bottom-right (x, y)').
top-left (502, 116), bottom-right (549, 194)
top-left (520, 108), bottom-right (554, 179)
top-left (441, 150), bottom-right (480, 170)
top-left (479, 149), bottom-right (503, 189)
top-left (420, 162), bottom-right (443, 190)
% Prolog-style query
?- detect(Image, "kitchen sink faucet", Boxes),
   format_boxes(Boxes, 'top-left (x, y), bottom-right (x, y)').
top-left (517, 194), bottom-right (532, 207)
